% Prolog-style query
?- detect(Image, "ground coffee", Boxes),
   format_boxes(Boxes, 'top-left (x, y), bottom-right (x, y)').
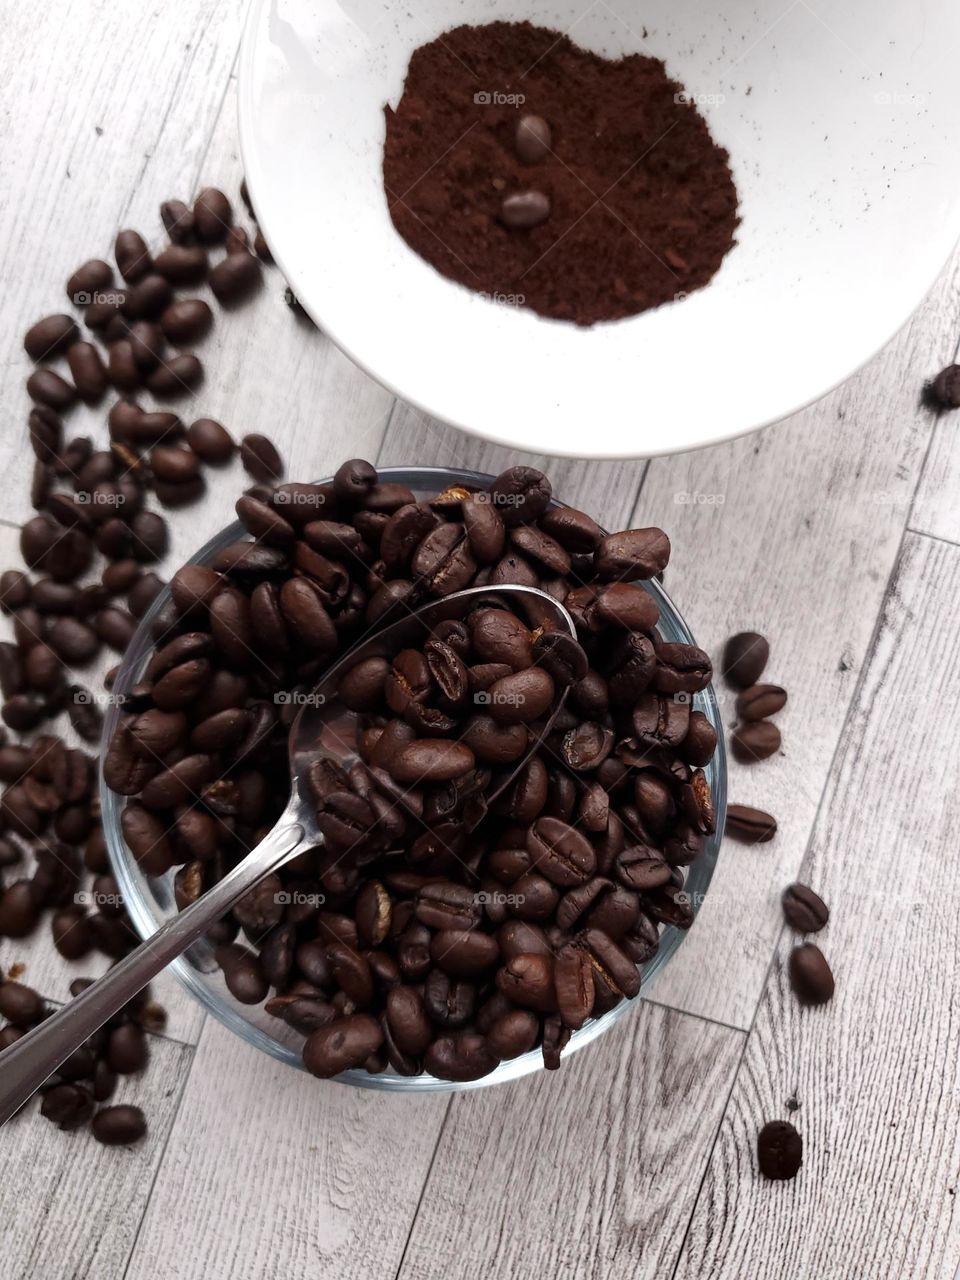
top-left (383, 21), bottom-right (739, 326)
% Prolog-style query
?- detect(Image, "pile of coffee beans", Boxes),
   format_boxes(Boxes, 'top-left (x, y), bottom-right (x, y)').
top-left (2, 180), bottom-right (289, 1145)
top-left (0, 975), bottom-right (151, 1143)
top-left (103, 458), bottom-right (720, 1081)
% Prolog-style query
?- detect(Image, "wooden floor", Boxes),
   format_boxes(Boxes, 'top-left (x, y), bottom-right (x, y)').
top-left (3, 3), bottom-right (960, 1277)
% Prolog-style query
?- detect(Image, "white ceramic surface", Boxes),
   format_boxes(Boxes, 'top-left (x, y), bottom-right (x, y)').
top-left (239, 0), bottom-right (960, 458)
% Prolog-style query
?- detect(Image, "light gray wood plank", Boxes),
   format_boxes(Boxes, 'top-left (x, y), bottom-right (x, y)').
top-left (378, 401), bottom-right (645, 533)
top-left (124, 1016), bottom-right (449, 1280)
top-left (674, 531), bottom-right (960, 1280)
top-left (398, 1003), bottom-right (743, 1280)
top-left (628, 242), bottom-right (960, 1029)
top-left (1, 1033), bottom-right (193, 1280)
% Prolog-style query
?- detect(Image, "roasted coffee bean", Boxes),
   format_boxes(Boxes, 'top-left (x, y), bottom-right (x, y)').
top-left (122, 273), bottom-right (174, 321)
top-left (462, 491), bottom-right (506, 562)
top-left (210, 251), bottom-right (262, 305)
top-left (41, 1084), bottom-right (95, 1130)
top-left (27, 368), bottom-right (77, 411)
top-left (0, 979), bottom-right (44, 1025)
top-left (500, 190), bottom-right (551, 228)
top-left (527, 817), bottom-right (595, 886)
top-left (193, 187), bottom-right (232, 242)
top-left (92, 1104), bottom-right (147, 1146)
top-left (145, 353), bottom-right (203, 396)
top-left (731, 720), bottom-right (781, 763)
top-left (240, 433), bottom-right (283, 482)
top-left (0, 881), bottom-right (39, 936)
top-left (496, 952), bottom-right (555, 1011)
top-left (303, 1013), bottom-right (383, 1077)
top-left (515, 113), bottom-right (552, 163)
top-left (596, 528), bottom-right (670, 580)
top-left (423, 970), bottom-right (475, 1028)
top-left (486, 1008), bottom-right (539, 1059)
top-left (430, 929), bottom-right (498, 977)
top-left (107, 1022), bottom-right (149, 1074)
top-left (788, 943), bottom-right (835, 1004)
top-left (737, 683), bottom-right (787, 721)
top-left (723, 631), bottom-right (769, 688)
top-left (424, 1031), bottom-right (498, 1081)
top-left (67, 258), bottom-right (114, 304)
top-left (654, 643), bottom-right (712, 694)
top-left (488, 466), bottom-right (551, 528)
top-left (680, 710), bottom-right (718, 767)
top-left (161, 298), bottom-right (213, 345)
top-left (782, 883), bottom-right (829, 933)
top-left (24, 314), bottom-right (79, 361)
top-left (216, 943), bottom-right (269, 1004)
top-left (725, 804), bottom-right (777, 843)
top-left (931, 364), bottom-right (960, 409)
top-left (387, 738), bottom-right (475, 784)
top-left (757, 1119), bottom-right (802, 1180)
top-left (184, 417), bottom-right (233, 464)
top-left (115, 229), bottom-right (152, 282)
top-left (554, 943), bottom-right (594, 1028)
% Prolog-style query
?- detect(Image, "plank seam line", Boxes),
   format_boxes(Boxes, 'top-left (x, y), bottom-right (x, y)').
top-left (640, 994), bottom-right (747, 1037)
top-left (393, 1096), bottom-right (454, 1280)
top-left (905, 526), bottom-right (960, 552)
top-left (667, 521), bottom-right (920, 1277)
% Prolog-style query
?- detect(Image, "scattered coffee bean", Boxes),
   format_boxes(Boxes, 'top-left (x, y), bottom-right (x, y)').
top-left (781, 883), bottom-right (829, 933)
top-left (193, 187), bottom-right (232, 243)
top-left (240, 433), bottom-right (283, 482)
top-left (757, 1119), bottom-right (802, 1180)
top-left (723, 631), bottom-right (769, 688)
top-left (930, 364), bottom-right (960, 409)
top-left (725, 804), bottom-right (777, 843)
top-left (731, 720), bottom-right (781, 763)
top-left (209, 251), bottom-right (262, 305)
top-left (24, 314), bottom-right (79, 362)
top-left (788, 942), bottom-right (834, 1005)
top-left (737, 683), bottom-right (787, 721)
top-left (115, 229), bottom-right (152, 283)
top-left (92, 1104), bottom-right (147, 1145)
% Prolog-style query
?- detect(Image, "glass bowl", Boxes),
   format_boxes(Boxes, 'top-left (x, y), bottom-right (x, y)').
top-left (102, 466), bottom-right (726, 1091)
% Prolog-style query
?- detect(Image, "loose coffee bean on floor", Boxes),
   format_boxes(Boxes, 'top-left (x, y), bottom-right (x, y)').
top-left (781, 883), bottom-right (829, 933)
top-left (383, 21), bottom-right (738, 324)
top-left (757, 1119), bottom-right (803, 1180)
top-left (722, 631), bottom-right (769, 689)
top-left (788, 942), bottom-right (835, 1005)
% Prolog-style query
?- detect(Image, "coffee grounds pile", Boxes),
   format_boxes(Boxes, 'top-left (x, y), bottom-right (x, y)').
top-left (383, 21), bottom-right (739, 325)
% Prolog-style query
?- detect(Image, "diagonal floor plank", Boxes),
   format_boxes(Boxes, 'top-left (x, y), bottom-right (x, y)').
top-left (673, 531), bottom-right (960, 1280)
top-left (398, 1003), bottom-right (743, 1280)
top-left (123, 1017), bottom-right (449, 1280)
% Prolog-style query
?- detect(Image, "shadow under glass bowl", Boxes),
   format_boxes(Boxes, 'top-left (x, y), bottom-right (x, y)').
top-left (101, 466), bottom-right (726, 1092)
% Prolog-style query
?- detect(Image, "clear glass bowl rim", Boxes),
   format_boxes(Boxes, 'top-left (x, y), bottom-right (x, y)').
top-left (101, 465), bottom-right (726, 1092)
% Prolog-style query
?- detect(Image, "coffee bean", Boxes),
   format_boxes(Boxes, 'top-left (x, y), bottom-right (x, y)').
top-left (160, 298), bottom-right (213, 344)
top-left (303, 1013), bottom-right (383, 1077)
top-left (737, 683), bottom-right (787, 721)
top-left (92, 1104), bottom-right (147, 1145)
top-left (145, 353), bottom-right (203, 397)
top-left (731, 720), bottom-right (781, 763)
top-left (122, 274), bottom-right (173, 321)
top-left (930, 364), bottom-right (960, 409)
top-left (41, 1084), bottom-right (95, 1130)
top-left (187, 417), bottom-right (235, 464)
top-left (154, 244), bottom-right (208, 285)
top-left (723, 631), bottom-right (769, 688)
top-left (27, 369), bottom-right (77, 412)
top-left (788, 942), bottom-right (834, 1004)
top-left (67, 258), bottom-right (113, 305)
top-left (725, 804), bottom-right (777, 843)
top-left (24, 314), bottom-right (79, 361)
top-left (107, 1022), bottom-right (149, 1073)
top-left (596, 528), bottom-right (670, 580)
top-left (160, 199), bottom-right (195, 243)
top-left (66, 341), bottom-right (109, 404)
top-left (424, 1031), bottom-right (498, 1081)
top-left (757, 1119), bottom-right (802, 1180)
top-left (515, 114), bottom-right (552, 163)
top-left (782, 883), bottom-right (829, 933)
top-left (115, 229), bottom-right (152, 283)
top-left (240, 433), bottom-right (283, 482)
top-left (0, 979), bottom-right (44, 1025)
top-left (500, 190), bottom-right (551, 228)
top-left (210, 251), bottom-right (261, 304)
top-left (488, 467), bottom-right (552, 528)
top-left (193, 187), bottom-right (232, 242)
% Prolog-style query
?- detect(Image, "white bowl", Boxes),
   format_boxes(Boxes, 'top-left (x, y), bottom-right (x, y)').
top-left (239, 0), bottom-right (960, 458)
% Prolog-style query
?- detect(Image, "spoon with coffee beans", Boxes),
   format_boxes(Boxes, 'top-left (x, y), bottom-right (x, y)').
top-left (0, 584), bottom-right (579, 1124)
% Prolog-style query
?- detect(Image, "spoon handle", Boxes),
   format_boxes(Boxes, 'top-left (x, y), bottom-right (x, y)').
top-left (0, 816), bottom-right (306, 1127)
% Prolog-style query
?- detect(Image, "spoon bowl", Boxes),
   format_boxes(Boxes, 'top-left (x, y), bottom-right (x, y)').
top-left (0, 584), bottom-right (575, 1124)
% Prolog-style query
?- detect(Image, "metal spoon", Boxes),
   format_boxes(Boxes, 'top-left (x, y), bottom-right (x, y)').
top-left (0, 584), bottom-right (575, 1124)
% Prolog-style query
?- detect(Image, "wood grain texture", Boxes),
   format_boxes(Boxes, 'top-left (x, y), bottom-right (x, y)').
top-left (124, 1016), bottom-right (449, 1280)
top-left (625, 241), bottom-right (960, 1030)
top-left (398, 1003), bottom-right (743, 1280)
top-left (910, 331), bottom-right (960, 545)
top-left (1, 1032), bottom-right (193, 1280)
top-left (674, 532), bottom-right (960, 1280)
